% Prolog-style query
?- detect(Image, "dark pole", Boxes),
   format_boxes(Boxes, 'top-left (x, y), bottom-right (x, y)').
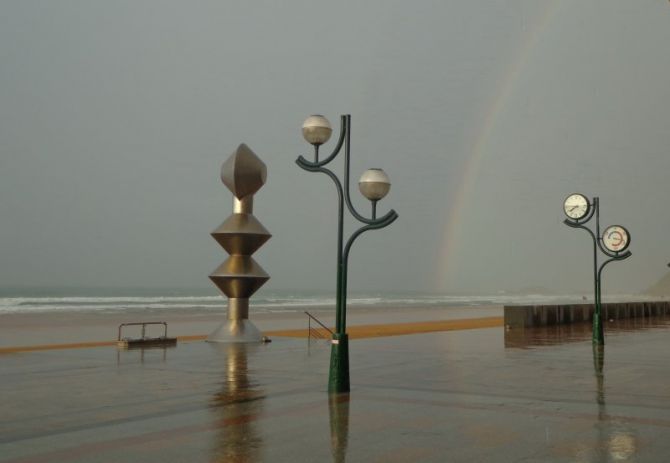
top-left (296, 114), bottom-right (398, 394)
top-left (564, 195), bottom-right (630, 346)
top-left (593, 197), bottom-right (604, 344)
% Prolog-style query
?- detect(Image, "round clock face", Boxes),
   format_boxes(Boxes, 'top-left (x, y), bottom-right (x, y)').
top-left (602, 225), bottom-right (630, 253)
top-left (563, 193), bottom-right (590, 220)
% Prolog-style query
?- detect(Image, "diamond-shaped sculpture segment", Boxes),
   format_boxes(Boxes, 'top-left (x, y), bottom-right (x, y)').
top-left (221, 143), bottom-right (267, 199)
top-left (209, 256), bottom-right (270, 298)
top-left (211, 214), bottom-right (271, 255)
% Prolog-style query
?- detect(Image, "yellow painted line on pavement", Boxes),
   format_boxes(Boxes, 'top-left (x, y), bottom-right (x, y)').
top-left (0, 317), bottom-right (503, 354)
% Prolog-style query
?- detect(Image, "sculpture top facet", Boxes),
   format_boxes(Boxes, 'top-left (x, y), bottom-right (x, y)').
top-left (221, 143), bottom-right (267, 199)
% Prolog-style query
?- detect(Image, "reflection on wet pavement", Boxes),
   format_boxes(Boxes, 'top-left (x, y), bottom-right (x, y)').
top-left (116, 345), bottom-right (174, 365)
top-left (328, 393), bottom-right (349, 463)
top-left (3, 319), bottom-right (670, 462)
top-left (577, 345), bottom-right (637, 463)
top-left (209, 344), bottom-right (264, 463)
top-left (504, 315), bottom-right (670, 348)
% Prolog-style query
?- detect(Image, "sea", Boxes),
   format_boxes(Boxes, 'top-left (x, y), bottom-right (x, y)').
top-left (0, 287), bottom-right (643, 316)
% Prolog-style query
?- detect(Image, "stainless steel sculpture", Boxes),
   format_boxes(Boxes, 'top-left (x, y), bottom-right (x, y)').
top-left (208, 144), bottom-right (271, 343)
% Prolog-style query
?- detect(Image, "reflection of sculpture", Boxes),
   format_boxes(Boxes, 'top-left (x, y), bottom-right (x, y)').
top-left (210, 344), bottom-right (264, 462)
top-left (329, 393), bottom-right (350, 463)
top-left (208, 144), bottom-right (271, 343)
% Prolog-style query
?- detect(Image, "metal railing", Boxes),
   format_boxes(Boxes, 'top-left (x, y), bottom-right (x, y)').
top-left (118, 322), bottom-right (168, 341)
top-left (305, 311), bottom-right (333, 342)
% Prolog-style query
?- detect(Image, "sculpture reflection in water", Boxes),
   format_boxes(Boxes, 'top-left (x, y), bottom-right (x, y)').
top-left (329, 393), bottom-right (350, 463)
top-left (210, 344), bottom-right (265, 463)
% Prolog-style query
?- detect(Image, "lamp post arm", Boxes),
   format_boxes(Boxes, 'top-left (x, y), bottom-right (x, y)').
top-left (563, 219), bottom-right (597, 243)
top-left (597, 257), bottom-right (617, 284)
top-left (582, 200), bottom-right (597, 224)
top-left (600, 247), bottom-right (632, 260)
top-left (295, 158), bottom-right (346, 334)
top-left (295, 158), bottom-right (343, 189)
top-left (593, 196), bottom-right (600, 238)
top-left (340, 114), bottom-right (390, 226)
top-left (564, 218), bottom-right (599, 315)
top-left (597, 251), bottom-right (632, 285)
top-left (597, 251), bottom-right (632, 318)
top-left (300, 114), bottom-right (393, 226)
top-left (593, 197), bottom-right (609, 256)
top-left (320, 115), bottom-right (347, 166)
top-left (338, 210), bottom-right (399, 331)
top-left (343, 211), bottom-right (398, 263)
top-left (297, 115), bottom-right (347, 168)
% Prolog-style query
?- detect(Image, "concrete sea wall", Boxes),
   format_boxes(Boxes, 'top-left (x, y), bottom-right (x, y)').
top-left (504, 301), bottom-right (670, 329)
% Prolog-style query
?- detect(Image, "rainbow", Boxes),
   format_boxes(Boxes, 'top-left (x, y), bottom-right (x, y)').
top-left (434, 2), bottom-right (560, 291)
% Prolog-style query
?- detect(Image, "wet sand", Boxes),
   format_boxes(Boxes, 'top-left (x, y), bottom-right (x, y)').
top-left (0, 305), bottom-right (502, 350)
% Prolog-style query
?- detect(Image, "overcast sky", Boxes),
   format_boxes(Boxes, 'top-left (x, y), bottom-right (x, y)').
top-left (1, 1), bottom-right (669, 295)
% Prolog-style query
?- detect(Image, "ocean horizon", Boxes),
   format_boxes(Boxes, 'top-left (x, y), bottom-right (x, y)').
top-left (0, 286), bottom-right (654, 316)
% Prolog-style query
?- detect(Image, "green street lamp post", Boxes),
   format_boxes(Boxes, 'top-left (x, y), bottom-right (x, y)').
top-left (563, 194), bottom-right (631, 344)
top-left (296, 114), bottom-right (398, 393)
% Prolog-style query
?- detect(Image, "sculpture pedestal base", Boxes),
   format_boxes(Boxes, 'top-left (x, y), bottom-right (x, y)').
top-left (206, 319), bottom-right (263, 343)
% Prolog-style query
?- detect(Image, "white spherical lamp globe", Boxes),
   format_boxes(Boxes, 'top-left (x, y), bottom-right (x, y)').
top-left (302, 115), bottom-right (332, 146)
top-left (358, 168), bottom-right (391, 201)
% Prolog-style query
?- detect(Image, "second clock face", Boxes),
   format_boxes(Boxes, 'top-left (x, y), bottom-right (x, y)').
top-left (602, 225), bottom-right (630, 253)
top-left (564, 194), bottom-right (590, 220)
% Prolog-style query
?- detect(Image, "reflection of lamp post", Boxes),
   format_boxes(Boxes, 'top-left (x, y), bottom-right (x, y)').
top-left (593, 344), bottom-right (605, 406)
top-left (296, 114), bottom-right (398, 393)
top-left (329, 393), bottom-right (350, 463)
top-left (591, 344), bottom-right (638, 461)
top-left (563, 194), bottom-right (631, 345)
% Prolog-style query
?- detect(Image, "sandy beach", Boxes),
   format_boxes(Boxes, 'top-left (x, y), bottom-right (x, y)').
top-left (0, 304), bottom-right (503, 351)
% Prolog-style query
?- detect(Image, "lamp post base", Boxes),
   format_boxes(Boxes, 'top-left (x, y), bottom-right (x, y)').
top-left (328, 333), bottom-right (350, 393)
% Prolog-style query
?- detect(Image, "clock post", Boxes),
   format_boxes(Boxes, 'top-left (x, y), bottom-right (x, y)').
top-left (563, 194), bottom-right (631, 345)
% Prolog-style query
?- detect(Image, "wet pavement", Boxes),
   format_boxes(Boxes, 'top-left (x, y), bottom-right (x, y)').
top-left (2, 320), bottom-right (670, 462)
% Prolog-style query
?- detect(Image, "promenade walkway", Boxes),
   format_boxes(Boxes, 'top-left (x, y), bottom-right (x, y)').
top-left (1, 319), bottom-right (669, 462)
